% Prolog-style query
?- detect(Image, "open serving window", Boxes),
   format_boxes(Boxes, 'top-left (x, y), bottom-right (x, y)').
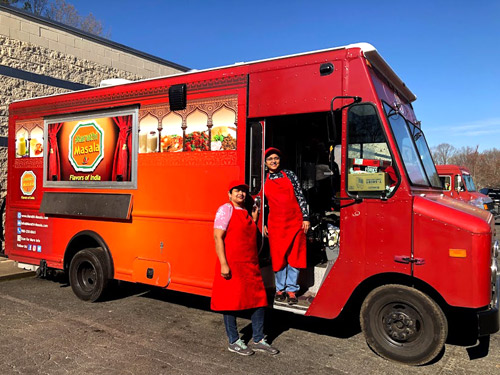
top-left (43, 107), bottom-right (139, 189)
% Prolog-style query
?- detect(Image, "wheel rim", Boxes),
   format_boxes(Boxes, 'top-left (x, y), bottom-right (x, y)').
top-left (76, 260), bottom-right (97, 293)
top-left (379, 302), bottom-right (423, 345)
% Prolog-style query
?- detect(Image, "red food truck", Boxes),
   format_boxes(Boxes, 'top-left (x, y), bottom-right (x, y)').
top-left (5, 43), bottom-right (499, 365)
top-left (437, 164), bottom-right (497, 215)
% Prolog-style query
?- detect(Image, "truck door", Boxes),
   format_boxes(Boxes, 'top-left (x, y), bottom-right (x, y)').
top-left (342, 103), bottom-right (412, 277)
top-left (247, 120), bottom-right (265, 204)
top-left (246, 120), bottom-right (276, 288)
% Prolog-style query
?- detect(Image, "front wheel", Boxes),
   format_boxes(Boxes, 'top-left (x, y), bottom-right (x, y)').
top-left (360, 284), bottom-right (448, 365)
top-left (69, 247), bottom-right (109, 302)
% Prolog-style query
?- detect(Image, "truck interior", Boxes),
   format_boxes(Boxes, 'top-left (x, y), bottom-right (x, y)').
top-left (248, 106), bottom-right (399, 310)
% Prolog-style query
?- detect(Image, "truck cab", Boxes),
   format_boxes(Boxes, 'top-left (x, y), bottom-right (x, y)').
top-left (437, 164), bottom-right (496, 215)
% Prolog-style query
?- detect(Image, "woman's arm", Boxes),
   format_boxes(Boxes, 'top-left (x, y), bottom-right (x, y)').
top-left (214, 228), bottom-right (231, 279)
top-left (284, 169), bottom-right (310, 221)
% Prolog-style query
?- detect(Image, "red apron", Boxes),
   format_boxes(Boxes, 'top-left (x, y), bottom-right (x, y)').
top-left (211, 204), bottom-right (268, 311)
top-left (265, 171), bottom-right (307, 272)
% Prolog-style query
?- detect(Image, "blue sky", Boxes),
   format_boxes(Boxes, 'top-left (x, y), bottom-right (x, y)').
top-left (68, 0), bottom-right (500, 151)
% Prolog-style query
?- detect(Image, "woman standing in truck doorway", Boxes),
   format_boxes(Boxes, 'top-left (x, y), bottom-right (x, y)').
top-left (211, 180), bottom-right (279, 356)
top-left (264, 148), bottom-right (310, 305)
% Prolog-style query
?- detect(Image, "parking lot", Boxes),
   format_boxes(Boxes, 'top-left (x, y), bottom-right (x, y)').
top-left (0, 269), bottom-right (499, 375)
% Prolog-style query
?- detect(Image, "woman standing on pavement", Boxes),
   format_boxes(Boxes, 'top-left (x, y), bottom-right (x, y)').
top-left (264, 148), bottom-right (310, 305)
top-left (211, 180), bottom-right (279, 356)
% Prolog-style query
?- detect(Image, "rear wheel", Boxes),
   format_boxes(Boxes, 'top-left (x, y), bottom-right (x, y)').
top-left (360, 284), bottom-right (447, 365)
top-left (69, 247), bottom-right (109, 302)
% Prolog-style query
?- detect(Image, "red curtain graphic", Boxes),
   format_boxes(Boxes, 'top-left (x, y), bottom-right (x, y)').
top-left (112, 116), bottom-right (132, 181)
top-left (48, 123), bottom-right (63, 181)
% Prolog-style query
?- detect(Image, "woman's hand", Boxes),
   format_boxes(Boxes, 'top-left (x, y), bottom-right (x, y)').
top-left (302, 220), bottom-right (310, 234)
top-left (263, 225), bottom-right (268, 237)
top-left (220, 264), bottom-right (231, 280)
top-left (251, 204), bottom-right (260, 222)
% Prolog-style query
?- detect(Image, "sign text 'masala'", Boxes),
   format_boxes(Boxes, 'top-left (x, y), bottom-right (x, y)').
top-left (74, 143), bottom-right (100, 155)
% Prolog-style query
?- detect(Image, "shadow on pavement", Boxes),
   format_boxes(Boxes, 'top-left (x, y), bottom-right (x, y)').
top-left (139, 286), bottom-right (362, 343)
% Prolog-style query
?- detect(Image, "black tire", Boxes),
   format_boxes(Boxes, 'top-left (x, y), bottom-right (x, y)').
top-left (360, 284), bottom-right (447, 365)
top-left (69, 247), bottom-right (109, 302)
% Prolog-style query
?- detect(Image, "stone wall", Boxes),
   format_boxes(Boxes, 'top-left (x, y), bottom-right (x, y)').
top-left (0, 5), bottom-right (187, 251)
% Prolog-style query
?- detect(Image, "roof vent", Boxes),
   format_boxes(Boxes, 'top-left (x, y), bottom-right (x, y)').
top-left (99, 78), bottom-right (132, 87)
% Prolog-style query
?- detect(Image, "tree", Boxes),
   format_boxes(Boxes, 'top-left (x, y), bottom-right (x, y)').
top-left (474, 148), bottom-right (500, 189)
top-left (2, 0), bottom-right (47, 15)
top-left (45, 0), bottom-right (109, 37)
top-left (79, 12), bottom-right (104, 37)
top-left (4, 0), bottom-right (109, 37)
top-left (22, 0), bottom-right (48, 15)
top-left (44, 0), bottom-right (80, 29)
top-left (431, 143), bottom-right (456, 165)
top-left (449, 145), bottom-right (480, 181)
top-left (0, 0), bottom-right (20, 6)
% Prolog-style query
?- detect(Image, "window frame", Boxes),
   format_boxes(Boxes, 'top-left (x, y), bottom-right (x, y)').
top-left (43, 106), bottom-right (139, 190)
top-left (345, 102), bottom-right (399, 199)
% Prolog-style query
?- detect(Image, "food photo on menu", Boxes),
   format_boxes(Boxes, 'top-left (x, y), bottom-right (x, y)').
top-left (15, 126), bottom-right (44, 158)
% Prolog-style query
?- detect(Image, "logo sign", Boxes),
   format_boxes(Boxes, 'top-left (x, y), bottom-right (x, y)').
top-left (20, 171), bottom-right (36, 195)
top-left (68, 121), bottom-right (104, 172)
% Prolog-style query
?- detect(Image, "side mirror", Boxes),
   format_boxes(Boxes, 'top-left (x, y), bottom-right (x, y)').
top-left (455, 175), bottom-right (462, 192)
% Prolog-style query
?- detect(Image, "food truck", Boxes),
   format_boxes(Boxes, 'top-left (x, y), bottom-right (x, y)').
top-left (437, 164), bottom-right (497, 215)
top-left (5, 43), bottom-right (499, 365)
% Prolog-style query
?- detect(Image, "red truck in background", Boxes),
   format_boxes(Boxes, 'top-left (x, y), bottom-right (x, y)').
top-left (437, 165), bottom-right (497, 216)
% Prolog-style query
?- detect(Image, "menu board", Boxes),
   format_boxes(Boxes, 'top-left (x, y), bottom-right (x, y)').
top-left (44, 108), bottom-right (138, 188)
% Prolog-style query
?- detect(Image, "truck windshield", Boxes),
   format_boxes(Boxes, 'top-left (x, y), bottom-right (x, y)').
top-left (463, 175), bottom-right (477, 192)
top-left (383, 102), bottom-right (441, 188)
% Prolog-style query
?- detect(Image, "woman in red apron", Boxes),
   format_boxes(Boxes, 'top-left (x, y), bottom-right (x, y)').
top-left (211, 181), bottom-right (278, 356)
top-left (264, 148), bottom-right (310, 305)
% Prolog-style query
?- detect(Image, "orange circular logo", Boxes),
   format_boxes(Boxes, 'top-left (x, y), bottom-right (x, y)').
top-left (68, 121), bottom-right (104, 172)
top-left (20, 171), bottom-right (36, 196)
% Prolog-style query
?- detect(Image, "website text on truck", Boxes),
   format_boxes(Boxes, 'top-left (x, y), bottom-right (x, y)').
top-left (6, 43), bottom-right (499, 365)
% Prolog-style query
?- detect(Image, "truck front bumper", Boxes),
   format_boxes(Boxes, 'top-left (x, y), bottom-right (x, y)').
top-left (478, 272), bottom-right (500, 336)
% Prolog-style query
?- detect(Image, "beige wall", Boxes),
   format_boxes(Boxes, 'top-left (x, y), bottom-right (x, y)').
top-left (0, 6), bottom-right (187, 247)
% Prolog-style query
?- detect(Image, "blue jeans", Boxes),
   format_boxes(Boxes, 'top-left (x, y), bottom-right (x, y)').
top-left (275, 264), bottom-right (299, 292)
top-left (223, 307), bottom-right (265, 344)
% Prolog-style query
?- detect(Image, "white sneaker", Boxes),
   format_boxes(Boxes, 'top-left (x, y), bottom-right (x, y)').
top-left (228, 338), bottom-right (254, 356)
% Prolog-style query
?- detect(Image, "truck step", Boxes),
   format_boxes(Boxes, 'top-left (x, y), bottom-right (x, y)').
top-left (272, 291), bottom-right (315, 315)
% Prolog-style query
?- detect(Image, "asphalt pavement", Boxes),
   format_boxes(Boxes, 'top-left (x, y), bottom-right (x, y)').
top-left (0, 275), bottom-right (499, 375)
top-left (0, 223), bottom-right (498, 374)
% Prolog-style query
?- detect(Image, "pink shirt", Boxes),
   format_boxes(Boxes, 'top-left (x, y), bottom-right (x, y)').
top-left (214, 203), bottom-right (246, 230)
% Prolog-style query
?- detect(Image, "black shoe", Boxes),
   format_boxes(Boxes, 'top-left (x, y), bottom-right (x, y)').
top-left (274, 291), bottom-right (287, 302)
top-left (287, 292), bottom-right (298, 305)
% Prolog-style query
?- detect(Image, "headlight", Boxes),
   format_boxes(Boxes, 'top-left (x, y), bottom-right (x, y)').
top-left (472, 199), bottom-right (484, 209)
top-left (470, 197), bottom-right (487, 210)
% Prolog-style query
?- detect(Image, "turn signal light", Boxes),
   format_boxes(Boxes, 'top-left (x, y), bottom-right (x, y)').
top-left (449, 249), bottom-right (467, 258)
